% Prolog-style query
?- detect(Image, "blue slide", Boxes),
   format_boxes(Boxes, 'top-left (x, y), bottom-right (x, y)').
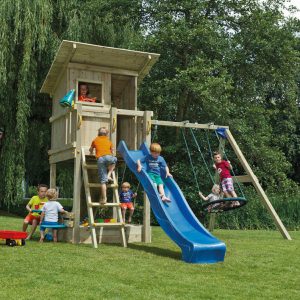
top-left (117, 141), bottom-right (226, 264)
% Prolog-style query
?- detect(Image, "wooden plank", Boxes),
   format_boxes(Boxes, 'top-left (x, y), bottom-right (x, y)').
top-left (88, 202), bottom-right (120, 208)
top-left (68, 62), bottom-right (139, 77)
top-left (49, 109), bottom-right (70, 123)
top-left (226, 129), bottom-right (292, 240)
top-left (48, 142), bottom-right (76, 155)
top-left (72, 106), bottom-right (82, 244)
top-left (88, 183), bottom-right (118, 188)
top-left (233, 175), bottom-right (253, 183)
top-left (93, 223), bottom-right (125, 227)
top-left (142, 111), bottom-right (152, 243)
top-left (117, 108), bottom-right (148, 117)
top-left (152, 120), bottom-right (229, 130)
top-left (49, 149), bottom-right (75, 164)
top-left (50, 163), bottom-right (56, 189)
top-left (81, 147), bottom-right (98, 248)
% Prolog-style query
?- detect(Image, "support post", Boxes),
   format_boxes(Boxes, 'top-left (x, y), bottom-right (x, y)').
top-left (142, 111), bottom-right (152, 242)
top-left (50, 163), bottom-right (56, 189)
top-left (226, 129), bottom-right (291, 240)
top-left (72, 105), bottom-right (83, 244)
top-left (110, 107), bottom-right (118, 219)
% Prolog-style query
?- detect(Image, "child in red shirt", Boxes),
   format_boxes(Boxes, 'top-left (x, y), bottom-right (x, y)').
top-left (213, 151), bottom-right (238, 199)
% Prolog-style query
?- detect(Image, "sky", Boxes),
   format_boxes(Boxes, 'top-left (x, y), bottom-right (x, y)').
top-left (284, 0), bottom-right (300, 19)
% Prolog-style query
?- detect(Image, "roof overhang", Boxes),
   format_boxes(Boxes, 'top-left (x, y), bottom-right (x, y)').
top-left (40, 40), bottom-right (160, 94)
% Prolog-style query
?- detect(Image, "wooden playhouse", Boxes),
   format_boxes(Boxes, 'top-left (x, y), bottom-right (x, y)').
top-left (40, 40), bottom-right (160, 245)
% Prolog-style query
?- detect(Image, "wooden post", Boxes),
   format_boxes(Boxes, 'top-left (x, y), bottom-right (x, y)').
top-left (142, 111), bottom-right (152, 242)
top-left (72, 105), bottom-right (83, 244)
top-left (50, 163), bottom-right (56, 189)
top-left (226, 129), bottom-right (292, 240)
top-left (110, 107), bottom-right (118, 219)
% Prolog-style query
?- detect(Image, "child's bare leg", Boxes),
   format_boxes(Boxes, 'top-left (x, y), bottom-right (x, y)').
top-left (99, 183), bottom-right (107, 203)
top-left (128, 208), bottom-right (134, 223)
top-left (40, 230), bottom-right (45, 242)
top-left (27, 219), bottom-right (38, 240)
top-left (107, 164), bottom-right (115, 181)
top-left (22, 222), bottom-right (29, 232)
top-left (158, 184), bottom-right (171, 202)
top-left (121, 208), bottom-right (126, 222)
top-left (53, 229), bottom-right (58, 242)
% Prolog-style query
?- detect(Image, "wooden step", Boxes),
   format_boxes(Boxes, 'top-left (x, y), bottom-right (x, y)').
top-left (92, 222), bottom-right (125, 227)
top-left (83, 163), bottom-right (98, 169)
top-left (88, 183), bottom-right (118, 188)
top-left (88, 202), bottom-right (120, 208)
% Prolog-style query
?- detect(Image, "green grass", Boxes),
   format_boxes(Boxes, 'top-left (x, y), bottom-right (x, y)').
top-left (0, 213), bottom-right (299, 300)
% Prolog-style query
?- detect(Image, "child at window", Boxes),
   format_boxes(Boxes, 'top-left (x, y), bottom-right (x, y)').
top-left (78, 83), bottom-right (96, 103)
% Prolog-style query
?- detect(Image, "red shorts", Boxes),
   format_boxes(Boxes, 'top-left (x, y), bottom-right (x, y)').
top-left (120, 203), bottom-right (134, 210)
top-left (24, 214), bottom-right (40, 225)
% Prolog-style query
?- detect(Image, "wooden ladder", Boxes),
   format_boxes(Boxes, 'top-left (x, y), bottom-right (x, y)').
top-left (81, 148), bottom-right (127, 248)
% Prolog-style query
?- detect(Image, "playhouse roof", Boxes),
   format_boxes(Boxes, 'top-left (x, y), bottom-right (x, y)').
top-left (40, 40), bottom-right (160, 94)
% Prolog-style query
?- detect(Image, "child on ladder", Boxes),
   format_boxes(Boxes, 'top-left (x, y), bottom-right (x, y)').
top-left (137, 143), bottom-right (172, 202)
top-left (89, 127), bottom-right (117, 204)
top-left (120, 182), bottom-right (137, 223)
top-left (213, 151), bottom-right (239, 207)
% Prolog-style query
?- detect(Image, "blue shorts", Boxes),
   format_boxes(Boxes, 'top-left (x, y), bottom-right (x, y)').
top-left (97, 155), bottom-right (117, 183)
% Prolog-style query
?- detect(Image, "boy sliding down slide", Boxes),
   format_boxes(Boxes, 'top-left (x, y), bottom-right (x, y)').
top-left (137, 143), bottom-right (172, 202)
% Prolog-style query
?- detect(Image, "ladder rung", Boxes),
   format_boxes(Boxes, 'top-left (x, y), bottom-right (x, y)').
top-left (88, 183), bottom-right (118, 188)
top-left (83, 163), bottom-right (98, 169)
top-left (92, 222), bottom-right (125, 227)
top-left (88, 202), bottom-right (120, 207)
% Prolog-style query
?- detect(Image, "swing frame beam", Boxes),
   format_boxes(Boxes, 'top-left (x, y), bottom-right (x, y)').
top-left (151, 119), bottom-right (292, 240)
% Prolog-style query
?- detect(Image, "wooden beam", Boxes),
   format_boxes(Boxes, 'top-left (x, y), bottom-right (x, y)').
top-left (68, 62), bottom-right (139, 77)
top-left (142, 111), bottom-right (152, 243)
top-left (226, 129), bottom-right (292, 240)
top-left (234, 175), bottom-right (253, 183)
top-left (50, 164), bottom-right (56, 189)
top-left (48, 142), bottom-right (76, 155)
top-left (49, 149), bottom-right (75, 164)
top-left (117, 108), bottom-right (151, 117)
top-left (152, 120), bottom-right (229, 130)
top-left (72, 105), bottom-right (82, 244)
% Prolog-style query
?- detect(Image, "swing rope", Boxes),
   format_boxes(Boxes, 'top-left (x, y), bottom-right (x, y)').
top-left (181, 128), bottom-right (201, 193)
top-left (189, 128), bottom-right (215, 186)
top-left (214, 130), bottom-right (246, 199)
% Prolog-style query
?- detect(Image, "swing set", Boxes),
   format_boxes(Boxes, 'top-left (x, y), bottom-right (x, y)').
top-left (181, 127), bottom-right (248, 213)
top-left (150, 119), bottom-right (291, 240)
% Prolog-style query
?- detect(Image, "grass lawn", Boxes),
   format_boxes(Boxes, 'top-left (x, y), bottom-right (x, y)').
top-left (0, 213), bottom-right (299, 300)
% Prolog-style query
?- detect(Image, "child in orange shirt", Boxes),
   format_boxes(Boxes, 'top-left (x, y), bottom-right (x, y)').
top-left (78, 83), bottom-right (96, 103)
top-left (89, 127), bottom-right (117, 203)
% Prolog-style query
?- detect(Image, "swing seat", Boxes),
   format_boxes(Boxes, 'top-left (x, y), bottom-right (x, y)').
top-left (202, 197), bottom-right (247, 213)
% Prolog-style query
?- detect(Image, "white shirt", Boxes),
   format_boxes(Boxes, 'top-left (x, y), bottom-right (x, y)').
top-left (42, 201), bottom-right (64, 222)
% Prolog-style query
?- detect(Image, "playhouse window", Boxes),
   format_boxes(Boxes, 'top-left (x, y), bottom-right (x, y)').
top-left (77, 81), bottom-right (103, 104)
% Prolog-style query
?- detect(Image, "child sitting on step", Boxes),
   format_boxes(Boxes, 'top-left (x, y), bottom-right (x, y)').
top-left (40, 189), bottom-right (66, 243)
